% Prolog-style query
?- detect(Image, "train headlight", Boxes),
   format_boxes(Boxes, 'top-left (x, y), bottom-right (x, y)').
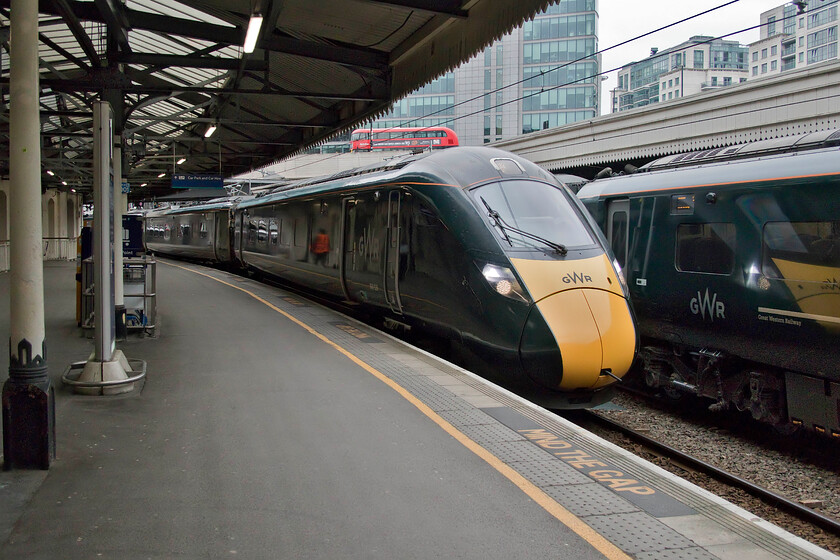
top-left (480, 263), bottom-right (530, 303)
top-left (613, 259), bottom-right (630, 297)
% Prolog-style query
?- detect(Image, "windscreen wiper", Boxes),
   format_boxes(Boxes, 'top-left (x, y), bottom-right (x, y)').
top-left (480, 197), bottom-right (513, 246)
top-left (480, 197), bottom-right (567, 255)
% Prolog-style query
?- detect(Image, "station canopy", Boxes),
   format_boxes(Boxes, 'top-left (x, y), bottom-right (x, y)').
top-left (0, 0), bottom-right (551, 200)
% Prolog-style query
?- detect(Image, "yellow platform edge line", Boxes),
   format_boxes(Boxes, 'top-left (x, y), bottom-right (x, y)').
top-left (167, 262), bottom-right (632, 560)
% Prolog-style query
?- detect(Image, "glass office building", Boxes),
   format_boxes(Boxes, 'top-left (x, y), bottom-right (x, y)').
top-left (611, 37), bottom-right (748, 113)
top-left (749, 0), bottom-right (838, 79)
top-left (369, 0), bottom-right (600, 146)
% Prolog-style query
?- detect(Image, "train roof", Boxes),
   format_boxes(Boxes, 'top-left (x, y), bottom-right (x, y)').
top-left (142, 196), bottom-right (251, 217)
top-left (578, 130), bottom-right (840, 200)
top-left (641, 128), bottom-right (840, 171)
top-left (237, 146), bottom-right (556, 208)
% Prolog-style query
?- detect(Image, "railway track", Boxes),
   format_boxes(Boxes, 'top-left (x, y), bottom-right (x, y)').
top-left (565, 407), bottom-right (840, 549)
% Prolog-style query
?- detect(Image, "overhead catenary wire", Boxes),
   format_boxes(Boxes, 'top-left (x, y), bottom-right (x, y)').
top-left (267, 0), bottom-right (829, 177)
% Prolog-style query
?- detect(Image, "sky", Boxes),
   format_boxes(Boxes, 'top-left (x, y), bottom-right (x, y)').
top-left (598, 0), bottom-right (784, 110)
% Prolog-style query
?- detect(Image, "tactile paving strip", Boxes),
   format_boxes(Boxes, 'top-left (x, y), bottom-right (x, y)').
top-left (483, 440), bottom-right (556, 464)
top-left (582, 512), bottom-right (699, 555)
top-left (544, 482), bottom-right (640, 517)
top-left (436, 408), bottom-right (500, 429)
top-left (508, 460), bottom-right (594, 487)
top-left (634, 548), bottom-right (720, 560)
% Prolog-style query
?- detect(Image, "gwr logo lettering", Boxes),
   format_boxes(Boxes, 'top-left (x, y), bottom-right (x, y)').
top-left (690, 288), bottom-right (725, 321)
top-left (562, 272), bottom-right (593, 284)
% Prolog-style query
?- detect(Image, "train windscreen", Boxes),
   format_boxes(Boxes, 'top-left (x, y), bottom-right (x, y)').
top-left (472, 180), bottom-right (596, 252)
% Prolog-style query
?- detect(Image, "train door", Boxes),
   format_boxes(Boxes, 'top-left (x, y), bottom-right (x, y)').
top-left (214, 210), bottom-right (231, 262)
top-left (233, 210), bottom-right (245, 265)
top-left (340, 192), bottom-right (388, 308)
top-left (606, 199), bottom-right (630, 271)
top-left (383, 190), bottom-right (404, 314)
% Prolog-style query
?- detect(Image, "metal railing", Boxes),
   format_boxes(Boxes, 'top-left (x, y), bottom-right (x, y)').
top-left (0, 237), bottom-right (79, 272)
top-left (43, 236), bottom-right (78, 261)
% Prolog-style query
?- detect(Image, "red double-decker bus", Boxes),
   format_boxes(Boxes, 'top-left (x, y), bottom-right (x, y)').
top-left (350, 127), bottom-right (458, 152)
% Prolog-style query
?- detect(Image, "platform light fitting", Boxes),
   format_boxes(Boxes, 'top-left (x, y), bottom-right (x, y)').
top-left (158, 173), bottom-right (166, 178)
top-left (204, 124), bottom-right (218, 138)
top-left (61, 181), bottom-right (67, 186)
top-left (177, 157), bottom-right (186, 165)
top-left (244, 15), bottom-right (263, 53)
top-left (141, 183), bottom-right (148, 187)
top-left (46, 170), bottom-right (54, 176)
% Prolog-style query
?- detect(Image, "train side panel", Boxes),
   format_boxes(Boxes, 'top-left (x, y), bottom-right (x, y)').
top-left (579, 148), bottom-right (840, 434)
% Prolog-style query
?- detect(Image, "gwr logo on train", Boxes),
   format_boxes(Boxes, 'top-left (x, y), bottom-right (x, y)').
top-left (690, 288), bottom-right (725, 321)
top-left (562, 272), bottom-right (593, 285)
top-left (519, 429), bottom-right (656, 495)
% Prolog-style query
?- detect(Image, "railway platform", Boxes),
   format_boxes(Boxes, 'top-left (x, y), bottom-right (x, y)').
top-left (0, 259), bottom-right (837, 560)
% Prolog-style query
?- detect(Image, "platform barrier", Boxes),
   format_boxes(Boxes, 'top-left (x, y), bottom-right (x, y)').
top-left (43, 236), bottom-right (78, 261)
top-left (80, 255), bottom-right (157, 336)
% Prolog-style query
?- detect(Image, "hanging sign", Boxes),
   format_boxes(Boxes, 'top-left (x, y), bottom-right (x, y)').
top-left (171, 174), bottom-right (224, 188)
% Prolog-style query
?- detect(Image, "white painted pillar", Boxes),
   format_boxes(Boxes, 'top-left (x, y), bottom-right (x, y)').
top-left (3, 0), bottom-right (55, 470)
top-left (113, 139), bottom-right (125, 338)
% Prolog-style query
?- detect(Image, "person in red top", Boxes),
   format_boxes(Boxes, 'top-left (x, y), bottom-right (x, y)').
top-left (311, 228), bottom-right (330, 266)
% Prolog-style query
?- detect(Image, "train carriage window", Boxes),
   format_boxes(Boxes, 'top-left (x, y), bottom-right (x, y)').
top-left (280, 218), bottom-right (292, 246)
top-left (676, 223), bottom-right (735, 274)
top-left (199, 220), bottom-right (208, 238)
top-left (247, 218), bottom-right (257, 244)
top-left (294, 218), bottom-right (308, 247)
top-left (762, 221), bottom-right (840, 279)
top-left (607, 199), bottom-right (629, 270)
top-left (257, 220), bottom-right (268, 244)
top-left (269, 219), bottom-right (279, 245)
top-left (609, 210), bottom-right (628, 269)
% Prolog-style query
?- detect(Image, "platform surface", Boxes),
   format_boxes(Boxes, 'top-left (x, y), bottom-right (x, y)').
top-left (0, 259), bottom-right (836, 560)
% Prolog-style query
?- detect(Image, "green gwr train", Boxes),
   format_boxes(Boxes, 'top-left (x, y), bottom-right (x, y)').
top-left (145, 147), bottom-right (638, 408)
top-left (577, 130), bottom-right (840, 436)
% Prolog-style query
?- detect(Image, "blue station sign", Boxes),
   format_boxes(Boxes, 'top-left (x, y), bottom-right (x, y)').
top-left (171, 174), bottom-right (224, 188)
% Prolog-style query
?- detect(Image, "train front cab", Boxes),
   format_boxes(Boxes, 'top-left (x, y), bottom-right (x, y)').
top-left (467, 175), bottom-right (637, 407)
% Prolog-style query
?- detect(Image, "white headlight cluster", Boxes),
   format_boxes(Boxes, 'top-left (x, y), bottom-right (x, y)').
top-left (613, 259), bottom-right (630, 296)
top-left (481, 263), bottom-right (530, 302)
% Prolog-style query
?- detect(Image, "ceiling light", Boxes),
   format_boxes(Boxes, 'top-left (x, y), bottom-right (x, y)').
top-left (46, 170), bottom-right (54, 176)
top-left (61, 181), bottom-right (67, 186)
top-left (244, 15), bottom-right (263, 53)
top-left (177, 157), bottom-right (186, 165)
top-left (204, 124), bottom-right (217, 138)
top-left (141, 183), bottom-right (148, 187)
top-left (158, 173), bottom-right (166, 178)
top-left (71, 188), bottom-right (76, 193)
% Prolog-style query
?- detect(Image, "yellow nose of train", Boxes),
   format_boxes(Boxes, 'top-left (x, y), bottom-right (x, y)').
top-left (513, 254), bottom-right (637, 392)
